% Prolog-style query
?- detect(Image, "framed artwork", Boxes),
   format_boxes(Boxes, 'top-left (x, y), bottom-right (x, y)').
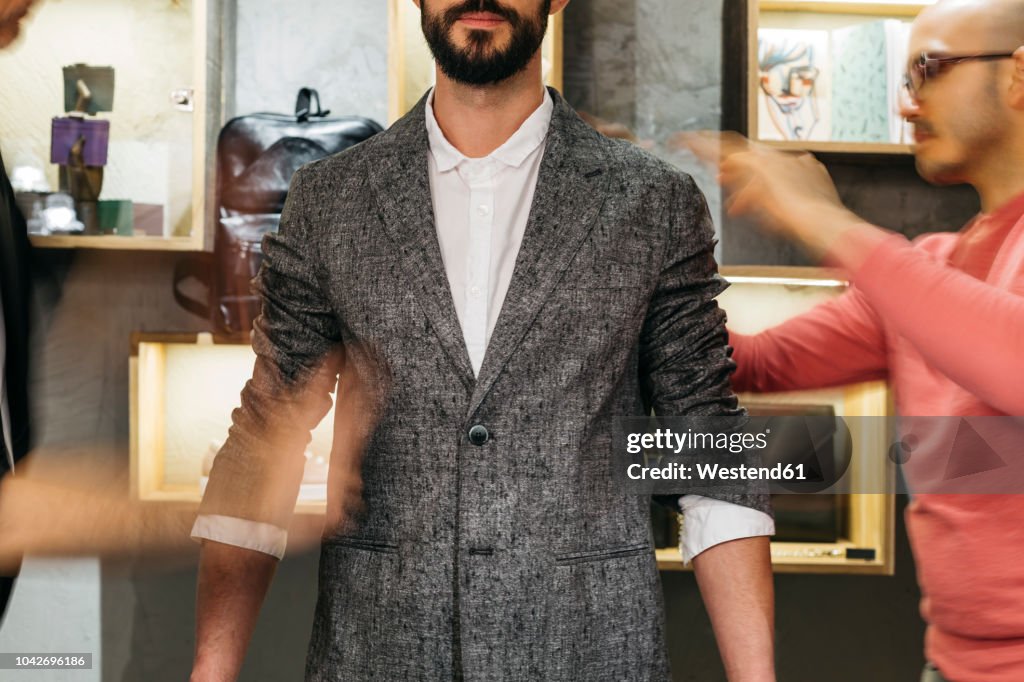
top-left (387, 0), bottom-right (564, 123)
top-left (723, 0), bottom-right (930, 156)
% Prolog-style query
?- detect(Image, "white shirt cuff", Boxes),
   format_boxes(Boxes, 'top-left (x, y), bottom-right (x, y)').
top-left (190, 514), bottom-right (289, 560)
top-left (677, 495), bottom-right (775, 563)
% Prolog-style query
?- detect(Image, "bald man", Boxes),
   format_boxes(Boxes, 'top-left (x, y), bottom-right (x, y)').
top-left (690, 1), bottom-right (1024, 681)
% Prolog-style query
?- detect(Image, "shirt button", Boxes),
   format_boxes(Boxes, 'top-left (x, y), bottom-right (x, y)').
top-left (468, 424), bottom-right (490, 446)
top-left (469, 286), bottom-right (481, 297)
top-left (477, 205), bottom-right (490, 217)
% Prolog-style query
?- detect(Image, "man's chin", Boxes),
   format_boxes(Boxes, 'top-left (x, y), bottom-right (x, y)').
top-left (456, 32), bottom-right (510, 57)
top-left (914, 156), bottom-right (967, 187)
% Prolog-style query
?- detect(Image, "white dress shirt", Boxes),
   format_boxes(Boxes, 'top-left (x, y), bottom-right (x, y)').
top-left (192, 90), bottom-right (774, 561)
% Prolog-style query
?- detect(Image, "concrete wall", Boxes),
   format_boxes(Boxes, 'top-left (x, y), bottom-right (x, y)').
top-left (231, 0), bottom-right (388, 125)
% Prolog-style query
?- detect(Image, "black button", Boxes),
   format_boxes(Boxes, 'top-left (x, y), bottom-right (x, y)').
top-left (468, 424), bottom-right (490, 446)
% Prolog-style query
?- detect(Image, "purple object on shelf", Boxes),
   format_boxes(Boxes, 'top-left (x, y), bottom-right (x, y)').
top-left (51, 117), bottom-right (110, 166)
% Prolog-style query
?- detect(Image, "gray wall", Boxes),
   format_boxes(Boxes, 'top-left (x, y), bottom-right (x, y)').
top-left (231, 0), bottom-right (388, 124)
top-left (11, 1), bottom-right (981, 680)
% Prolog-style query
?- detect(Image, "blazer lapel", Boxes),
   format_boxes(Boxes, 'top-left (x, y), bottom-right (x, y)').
top-left (366, 97), bottom-right (476, 390)
top-left (468, 90), bottom-right (611, 416)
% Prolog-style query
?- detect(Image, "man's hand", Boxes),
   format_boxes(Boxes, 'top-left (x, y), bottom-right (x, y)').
top-left (691, 536), bottom-right (775, 682)
top-left (676, 131), bottom-right (863, 260)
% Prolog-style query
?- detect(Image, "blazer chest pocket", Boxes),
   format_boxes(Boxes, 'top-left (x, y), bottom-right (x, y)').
top-left (553, 543), bottom-right (651, 566)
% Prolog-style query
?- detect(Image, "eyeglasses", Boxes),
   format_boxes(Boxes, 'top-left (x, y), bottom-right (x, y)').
top-left (902, 51), bottom-right (1016, 102)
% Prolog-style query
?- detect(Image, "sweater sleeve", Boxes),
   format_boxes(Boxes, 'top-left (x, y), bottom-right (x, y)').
top-left (729, 285), bottom-right (889, 394)
top-left (837, 229), bottom-right (1024, 416)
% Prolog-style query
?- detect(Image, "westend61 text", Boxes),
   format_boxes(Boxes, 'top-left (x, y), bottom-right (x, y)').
top-left (626, 462), bottom-right (807, 481)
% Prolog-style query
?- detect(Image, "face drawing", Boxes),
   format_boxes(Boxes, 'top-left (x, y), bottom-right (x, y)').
top-left (759, 38), bottom-right (823, 141)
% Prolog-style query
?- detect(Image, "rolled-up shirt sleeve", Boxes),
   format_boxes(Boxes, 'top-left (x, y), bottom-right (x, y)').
top-left (677, 495), bottom-right (776, 563)
top-left (190, 513), bottom-right (288, 560)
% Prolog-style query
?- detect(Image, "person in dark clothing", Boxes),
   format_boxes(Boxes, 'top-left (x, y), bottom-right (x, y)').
top-left (0, 0), bottom-right (41, 622)
top-left (0, 149), bottom-right (33, 622)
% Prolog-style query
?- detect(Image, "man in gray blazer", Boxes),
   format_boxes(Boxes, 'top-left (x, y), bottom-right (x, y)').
top-left (191, 1), bottom-right (776, 680)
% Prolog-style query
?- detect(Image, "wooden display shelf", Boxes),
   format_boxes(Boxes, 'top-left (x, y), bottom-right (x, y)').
top-left (656, 535), bottom-right (893, 575)
top-left (763, 140), bottom-right (914, 156)
top-left (30, 234), bottom-right (203, 251)
top-left (704, 269), bottom-right (897, 575)
top-left (130, 332), bottom-right (335, 515)
top-left (760, 1), bottom-right (932, 16)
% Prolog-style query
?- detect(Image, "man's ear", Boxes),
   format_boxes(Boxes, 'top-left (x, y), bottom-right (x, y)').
top-left (1009, 46), bottom-right (1024, 110)
top-left (551, 0), bottom-right (571, 15)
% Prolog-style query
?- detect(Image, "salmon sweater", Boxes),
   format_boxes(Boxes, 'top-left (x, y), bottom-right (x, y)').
top-left (730, 192), bottom-right (1024, 682)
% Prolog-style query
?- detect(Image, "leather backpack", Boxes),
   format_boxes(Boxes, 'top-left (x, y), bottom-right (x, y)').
top-left (174, 88), bottom-right (383, 333)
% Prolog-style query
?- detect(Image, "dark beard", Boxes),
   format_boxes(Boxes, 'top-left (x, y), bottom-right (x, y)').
top-left (421, 0), bottom-right (551, 86)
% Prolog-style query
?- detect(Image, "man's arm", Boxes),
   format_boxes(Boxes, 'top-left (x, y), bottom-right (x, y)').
top-left (827, 228), bottom-right (1024, 415)
top-left (692, 537), bottom-right (775, 682)
top-left (191, 543), bottom-right (278, 682)
top-left (729, 285), bottom-right (888, 394)
top-left (639, 172), bottom-right (774, 681)
top-left (192, 165), bottom-right (343, 679)
top-left (687, 133), bottom-right (1024, 414)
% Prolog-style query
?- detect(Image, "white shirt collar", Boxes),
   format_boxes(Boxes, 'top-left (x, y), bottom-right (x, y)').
top-left (424, 88), bottom-right (553, 173)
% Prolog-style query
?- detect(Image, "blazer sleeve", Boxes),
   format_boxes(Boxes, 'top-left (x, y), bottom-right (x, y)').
top-left (639, 172), bottom-right (771, 517)
top-left (197, 166), bottom-right (343, 530)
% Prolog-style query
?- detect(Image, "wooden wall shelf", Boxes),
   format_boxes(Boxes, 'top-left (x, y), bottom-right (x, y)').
top-left (130, 333), bottom-right (335, 515)
top-left (659, 267), bottom-right (899, 576)
top-left (763, 140), bottom-right (914, 156)
top-left (760, 1), bottom-right (931, 16)
top-left (30, 234), bottom-right (203, 251)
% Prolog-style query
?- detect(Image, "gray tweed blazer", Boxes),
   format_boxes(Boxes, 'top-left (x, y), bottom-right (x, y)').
top-left (199, 88), bottom-right (771, 681)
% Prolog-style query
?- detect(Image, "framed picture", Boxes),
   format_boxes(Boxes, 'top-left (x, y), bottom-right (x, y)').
top-left (387, 0), bottom-right (564, 123)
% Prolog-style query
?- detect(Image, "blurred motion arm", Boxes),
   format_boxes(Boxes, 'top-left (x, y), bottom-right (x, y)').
top-left (831, 228), bottom-right (1024, 415)
top-left (192, 165), bottom-right (343, 676)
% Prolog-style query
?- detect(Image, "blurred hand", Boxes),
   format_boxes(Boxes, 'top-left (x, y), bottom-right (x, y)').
top-left (0, 0), bottom-right (38, 49)
top-left (0, 447), bottom-right (327, 574)
top-left (673, 131), bottom-right (861, 259)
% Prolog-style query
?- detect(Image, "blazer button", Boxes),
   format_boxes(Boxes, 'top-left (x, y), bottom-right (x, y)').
top-left (468, 424), bottom-right (490, 446)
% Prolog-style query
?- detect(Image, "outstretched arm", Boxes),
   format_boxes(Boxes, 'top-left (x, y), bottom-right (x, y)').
top-left (687, 132), bottom-right (1023, 414)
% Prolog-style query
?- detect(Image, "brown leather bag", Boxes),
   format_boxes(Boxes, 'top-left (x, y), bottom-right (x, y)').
top-left (173, 88), bottom-right (382, 333)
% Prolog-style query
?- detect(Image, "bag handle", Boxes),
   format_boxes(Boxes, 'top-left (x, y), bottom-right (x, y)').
top-left (295, 88), bottom-right (331, 123)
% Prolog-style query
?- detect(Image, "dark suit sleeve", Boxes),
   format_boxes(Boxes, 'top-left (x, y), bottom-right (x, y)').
top-left (0, 151), bottom-right (33, 469)
top-left (198, 167), bottom-right (343, 528)
top-left (639, 172), bottom-right (772, 516)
